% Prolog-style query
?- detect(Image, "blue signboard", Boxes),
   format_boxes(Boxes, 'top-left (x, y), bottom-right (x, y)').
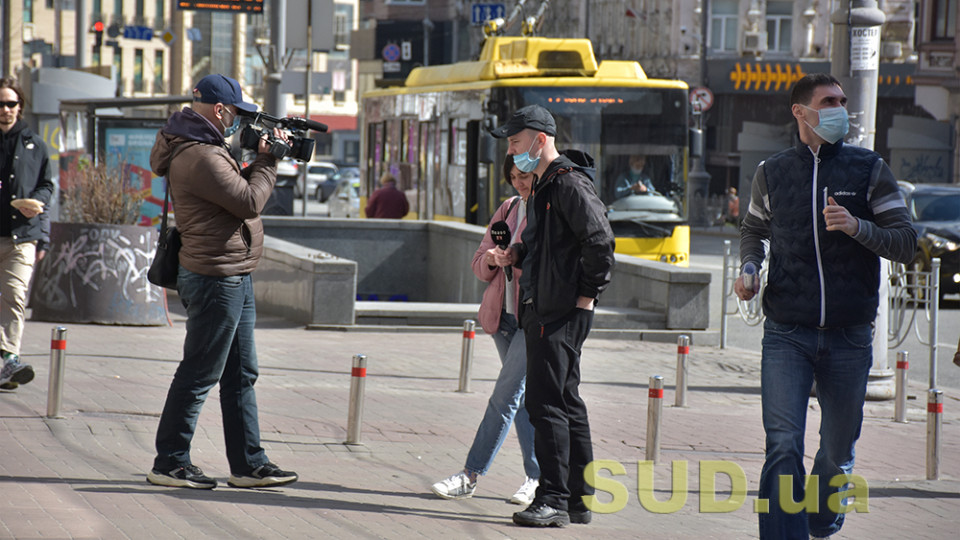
top-left (471, 3), bottom-right (506, 26)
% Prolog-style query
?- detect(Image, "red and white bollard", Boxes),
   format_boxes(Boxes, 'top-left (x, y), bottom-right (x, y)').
top-left (894, 351), bottom-right (908, 423)
top-left (675, 335), bottom-right (690, 407)
top-left (46, 326), bottom-right (68, 419)
top-left (346, 354), bottom-right (367, 445)
top-left (458, 320), bottom-right (476, 393)
top-left (646, 375), bottom-right (664, 463)
top-left (926, 389), bottom-right (942, 480)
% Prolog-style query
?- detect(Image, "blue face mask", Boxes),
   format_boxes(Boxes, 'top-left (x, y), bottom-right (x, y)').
top-left (802, 105), bottom-right (849, 144)
top-left (513, 137), bottom-right (541, 173)
top-left (221, 109), bottom-right (240, 138)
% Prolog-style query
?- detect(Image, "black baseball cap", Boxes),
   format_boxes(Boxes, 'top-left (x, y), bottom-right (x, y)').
top-left (192, 74), bottom-right (257, 113)
top-left (490, 105), bottom-right (557, 138)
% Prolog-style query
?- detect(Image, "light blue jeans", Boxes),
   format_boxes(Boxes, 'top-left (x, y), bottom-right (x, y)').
top-left (758, 319), bottom-right (874, 540)
top-left (464, 312), bottom-right (539, 479)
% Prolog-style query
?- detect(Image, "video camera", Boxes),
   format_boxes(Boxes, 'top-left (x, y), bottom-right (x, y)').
top-left (238, 111), bottom-right (328, 161)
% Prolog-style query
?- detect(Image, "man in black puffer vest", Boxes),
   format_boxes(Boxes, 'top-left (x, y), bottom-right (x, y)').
top-left (736, 73), bottom-right (916, 540)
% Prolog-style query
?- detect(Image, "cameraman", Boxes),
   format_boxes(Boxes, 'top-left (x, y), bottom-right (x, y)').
top-left (147, 74), bottom-right (297, 490)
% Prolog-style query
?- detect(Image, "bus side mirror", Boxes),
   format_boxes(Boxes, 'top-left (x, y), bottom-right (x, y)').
top-left (689, 128), bottom-right (704, 159)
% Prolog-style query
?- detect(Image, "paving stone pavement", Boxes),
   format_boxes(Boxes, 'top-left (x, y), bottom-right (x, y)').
top-left (1, 305), bottom-right (957, 539)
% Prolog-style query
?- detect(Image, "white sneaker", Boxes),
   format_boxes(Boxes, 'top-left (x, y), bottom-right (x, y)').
top-left (431, 471), bottom-right (476, 500)
top-left (509, 476), bottom-right (539, 505)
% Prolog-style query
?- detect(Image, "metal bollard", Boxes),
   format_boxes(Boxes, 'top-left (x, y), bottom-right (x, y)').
top-left (720, 240), bottom-right (731, 349)
top-left (458, 320), bottom-right (476, 392)
top-left (345, 354), bottom-right (367, 445)
top-left (645, 375), bottom-right (664, 463)
top-left (926, 389), bottom-right (942, 480)
top-left (894, 351), bottom-right (908, 423)
top-left (46, 327), bottom-right (68, 418)
top-left (675, 335), bottom-right (690, 407)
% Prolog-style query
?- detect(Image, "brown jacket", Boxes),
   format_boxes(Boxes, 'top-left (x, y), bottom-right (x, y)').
top-left (150, 108), bottom-right (277, 276)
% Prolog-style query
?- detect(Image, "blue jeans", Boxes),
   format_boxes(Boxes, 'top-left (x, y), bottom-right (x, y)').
top-left (758, 319), bottom-right (873, 540)
top-left (153, 268), bottom-right (268, 476)
top-left (464, 312), bottom-right (539, 479)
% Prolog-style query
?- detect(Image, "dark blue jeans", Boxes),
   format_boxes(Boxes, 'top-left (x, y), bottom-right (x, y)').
top-left (758, 319), bottom-right (873, 540)
top-left (153, 268), bottom-right (267, 476)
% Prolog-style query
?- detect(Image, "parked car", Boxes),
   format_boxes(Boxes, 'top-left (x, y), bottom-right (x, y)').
top-left (328, 178), bottom-right (361, 218)
top-left (276, 158), bottom-right (300, 187)
top-left (315, 166), bottom-right (360, 202)
top-left (305, 161), bottom-right (339, 201)
top-left (900, 181), bottom-right (960, 302)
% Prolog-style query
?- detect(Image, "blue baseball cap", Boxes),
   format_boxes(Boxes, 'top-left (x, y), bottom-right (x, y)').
top-left (192, 74), bottom-right (257, 113)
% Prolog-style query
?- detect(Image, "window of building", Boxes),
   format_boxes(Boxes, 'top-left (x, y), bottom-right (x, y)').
top-left (24, 0), bottom-right (34, 24)
top-left (155, 50), bottom-right (164, 93)
top-left (134, 49), bottom-right (144, 92)
top-left (155, 0), bottom-right (165, 28)
top-left (766, 1), bottom-right (793, 53)
top-left (334, 4), bottom-right (353, 50)
top-left (933, 0), bottom-right (957, 39)
top-left (386, 0), bottom-right (425, 4)
top-left (710, 0), bottom-right (739, 52)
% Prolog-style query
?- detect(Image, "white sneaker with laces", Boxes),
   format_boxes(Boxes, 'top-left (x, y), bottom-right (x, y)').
top-left (431, 471), bottom-right (476, 500)
top-left (509, 476), bottom-right (539, 505)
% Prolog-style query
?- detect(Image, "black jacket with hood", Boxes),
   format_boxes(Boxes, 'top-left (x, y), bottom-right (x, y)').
top-left (513, 150), bottom-right (616, 327)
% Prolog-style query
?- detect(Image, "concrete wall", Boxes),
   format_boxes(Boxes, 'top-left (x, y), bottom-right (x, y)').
top-left (253, 235), bottom-right (357, 325)
top-left (260, 217), bottom-right (711, 329)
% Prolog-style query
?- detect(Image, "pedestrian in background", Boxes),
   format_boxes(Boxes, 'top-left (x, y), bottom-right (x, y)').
top-left (0, 76), bottom-right (53, 391)
top-left (431, 154), bottom-right (539, 506)
top-left (492, 105), bottom-right (616, 528)
top-left (147, 74), bottom-right (298, 490)
top-left (364, 172), bottom-right (408, 219)
top-left (736, 73), bottom-right (916, 540)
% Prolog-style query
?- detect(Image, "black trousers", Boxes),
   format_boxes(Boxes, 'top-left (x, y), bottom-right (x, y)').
top-left (521, 306), bottom-right (595, 511)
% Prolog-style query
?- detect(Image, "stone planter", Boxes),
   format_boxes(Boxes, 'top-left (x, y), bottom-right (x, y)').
top-left (30, 222), bottom-right (169, 325)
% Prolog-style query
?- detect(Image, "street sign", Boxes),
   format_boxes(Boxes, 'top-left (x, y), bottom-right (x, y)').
top-left (471, 3), bottom-right (506, 26)
top-left (382, 43), bottom-right (401, 63)
top-left (123, 26), bottom-right (153, 41)
top-left (690, 86), bottom-right (714, 112)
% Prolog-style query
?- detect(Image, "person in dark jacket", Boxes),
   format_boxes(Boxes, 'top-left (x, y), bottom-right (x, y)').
top-left (736, 73), bottom-right (916, 540)
top-left (364, 172), bottom-right (409, 218)
top-left (146, 74), bottom-right (297, 490)
top-left (0, 77), bottom-right (53, 391)
top-left (491, 105), bottom-right (616, 527)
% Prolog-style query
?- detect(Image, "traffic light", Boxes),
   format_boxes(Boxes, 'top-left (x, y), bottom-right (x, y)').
top-left (91, 21), bottom-right (104, 47)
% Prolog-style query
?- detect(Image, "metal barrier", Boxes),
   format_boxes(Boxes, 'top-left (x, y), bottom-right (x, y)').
top-left (645, 375), bottom-right (664, 463)
top-left (345, 354), bottom-right (367, 445)
top-left (894, 351), bottom-right (908, 423)
top-left (675, 335), bottom-right (690, 407)
top-left (458, 320), bottom-right (476, 392)
top-left (719, 240), bottom-right (766, 348)
top-left (46, 327), bottom-right (68, 419)
top-left (926, 389), bottom-right (942, 480)
top-left (888, 258), bottom-right (941, 389)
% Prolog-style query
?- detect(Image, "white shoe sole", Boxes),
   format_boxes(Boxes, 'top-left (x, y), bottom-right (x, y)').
top-left (228, 475), bottom-right (298, 488)
top-left (509, 494), bottom-right (534, 505)
top-left (147, 471), bottom-right (217, 489)
top-left (431, 485), bottom-right (475, 500)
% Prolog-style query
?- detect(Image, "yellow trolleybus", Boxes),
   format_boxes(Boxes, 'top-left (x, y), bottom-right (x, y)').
top-left (360, 36), bottom-right (691, 265)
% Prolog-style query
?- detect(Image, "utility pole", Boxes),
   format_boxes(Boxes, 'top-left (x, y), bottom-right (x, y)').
top-left (75, 0), bottom-right (87, 68)
top-left (687, 0), bottom-right (712, 227)
top-left (265, 0), bottom-right (287, 117)
top-left (830, 0), bottom-right (891, 398)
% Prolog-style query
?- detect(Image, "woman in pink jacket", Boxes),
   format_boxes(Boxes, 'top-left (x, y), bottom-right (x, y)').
top-left (431, 155), bottom-right (539, 505)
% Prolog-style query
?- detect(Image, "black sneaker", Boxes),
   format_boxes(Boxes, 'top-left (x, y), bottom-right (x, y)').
top-left (569, 502), bottom-right (593, 524)
top-left (0, 354), bottom-right (34, 388)
top-left (228, 462), bottom-right (298, 488)
top-left (147, 465), bottom-right (217, 489)
top-left (512, 502), bottom-right (569, 527)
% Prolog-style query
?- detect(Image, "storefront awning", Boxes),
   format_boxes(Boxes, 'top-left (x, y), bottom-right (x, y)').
top-left (310, 115), bottom-right (357, 132)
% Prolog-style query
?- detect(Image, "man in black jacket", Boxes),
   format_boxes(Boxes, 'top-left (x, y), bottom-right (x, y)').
top-left (0, 77), bottom-right (53, 390)
top-left (491, 105), bottom-right (615, 527)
